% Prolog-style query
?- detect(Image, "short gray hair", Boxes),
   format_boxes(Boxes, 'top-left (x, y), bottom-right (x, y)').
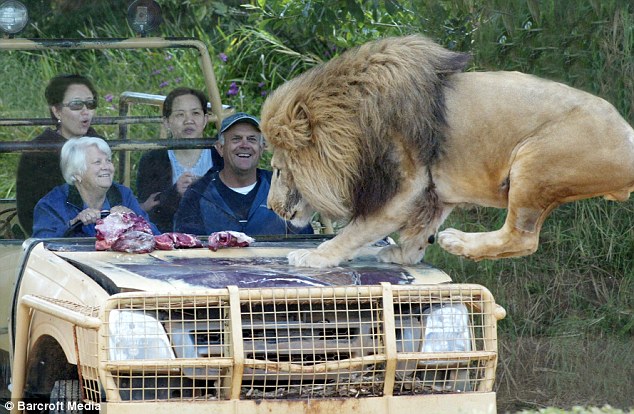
top-left (60, 136), bottom-right (112, 185)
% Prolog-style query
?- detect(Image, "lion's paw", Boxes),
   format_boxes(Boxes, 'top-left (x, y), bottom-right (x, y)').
top-left (287, 249), bottom-right (343, 268)
top-left (378, 244), bottom-right (426, 265)
top-left (377, 245), bottom-right (404, 264)
top-left (437, 228), bottom-right (468, 256)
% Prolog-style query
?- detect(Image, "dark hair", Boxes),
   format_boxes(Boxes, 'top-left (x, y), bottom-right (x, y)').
top-left (45, 74), bottom-right (98, 121)
top-left (162, 87), bottom-right (209, 118)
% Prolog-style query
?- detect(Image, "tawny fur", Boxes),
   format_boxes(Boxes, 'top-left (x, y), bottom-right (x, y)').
top-left (262, 35), bottom-right (470, 219)
top-left (261, 35), bottom-right (634, 268)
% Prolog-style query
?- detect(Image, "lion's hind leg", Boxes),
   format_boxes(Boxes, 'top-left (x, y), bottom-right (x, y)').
top-left (438, 120), bottom-right (634, 261)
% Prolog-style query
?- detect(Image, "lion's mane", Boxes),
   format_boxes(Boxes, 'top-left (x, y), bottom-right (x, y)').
top-left (261, 35), bottom-right (470, 220)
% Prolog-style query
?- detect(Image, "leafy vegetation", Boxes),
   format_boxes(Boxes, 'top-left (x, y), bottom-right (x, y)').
top-left (1, 1), bottom-right (632, 412)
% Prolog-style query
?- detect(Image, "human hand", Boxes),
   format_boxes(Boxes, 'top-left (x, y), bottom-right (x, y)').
top-left (73, 208), bottom-right (102, 226)
top-left (176, 172), bottom-right (198, 196)
top-left (110, 205), bottom-right (134, 215)
top-left (140, 192), bottom-right (161, 211)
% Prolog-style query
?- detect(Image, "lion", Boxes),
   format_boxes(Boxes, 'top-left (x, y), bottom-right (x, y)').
top-left (260, 35), bottom-right (634, 268)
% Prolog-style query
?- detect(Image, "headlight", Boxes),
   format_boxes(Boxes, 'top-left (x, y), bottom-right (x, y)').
top-left (108, 310), bottom-right (175, 361)
top-left (0, 0), bottom-right (28, 35)
top-left (421, 304), bottom-right (471, 354)
top-left (127, 0), bottom-right (162, 36)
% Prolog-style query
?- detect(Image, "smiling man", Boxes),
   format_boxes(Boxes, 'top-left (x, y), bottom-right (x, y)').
top-left (174, 113), bottom-right (313, 236)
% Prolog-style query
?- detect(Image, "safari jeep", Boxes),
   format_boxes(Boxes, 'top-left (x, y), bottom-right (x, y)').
top-left (0, 2), bottom-right (506, 413)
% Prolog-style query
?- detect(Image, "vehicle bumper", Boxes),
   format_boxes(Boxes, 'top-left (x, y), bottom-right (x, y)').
top-left (100, 393), bottom-right (497, 414)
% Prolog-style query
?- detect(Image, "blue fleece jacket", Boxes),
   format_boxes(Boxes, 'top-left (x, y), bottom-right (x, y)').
top-left (32, 183), bottom-right (159, 238)
top-left (174, 169), bottom-right (313, 236)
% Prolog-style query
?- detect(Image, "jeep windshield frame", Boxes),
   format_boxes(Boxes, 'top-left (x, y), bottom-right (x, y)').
top-left (0, 36), bottom-right (234, 184)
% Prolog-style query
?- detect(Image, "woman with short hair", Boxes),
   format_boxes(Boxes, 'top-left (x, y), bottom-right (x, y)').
top-left (32, 137), bottom-right (159, 238)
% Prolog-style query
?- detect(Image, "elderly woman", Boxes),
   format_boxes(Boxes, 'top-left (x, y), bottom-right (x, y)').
top-left (16, 74), bottom-right (102, 236)
top-left (32, 137), bottom-right (159, 238)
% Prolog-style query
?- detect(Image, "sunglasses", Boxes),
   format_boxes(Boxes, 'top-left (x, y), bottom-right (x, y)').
top-left (62, 99), bottom-right (98, 110)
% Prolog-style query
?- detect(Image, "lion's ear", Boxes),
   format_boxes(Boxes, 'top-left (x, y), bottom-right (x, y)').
top-left (273, 101), bottom-right (313, 151)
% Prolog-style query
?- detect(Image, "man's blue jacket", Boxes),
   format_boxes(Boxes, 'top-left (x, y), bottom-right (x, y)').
top-left (174, 169), bottom-right (313, 236)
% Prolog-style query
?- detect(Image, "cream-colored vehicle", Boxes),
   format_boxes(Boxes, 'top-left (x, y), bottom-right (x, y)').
top-left (0, 2), bottom-right (505, 413)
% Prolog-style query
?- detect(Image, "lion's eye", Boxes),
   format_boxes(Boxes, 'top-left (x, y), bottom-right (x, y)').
top-left (275, 169), bottom-right (281, 178)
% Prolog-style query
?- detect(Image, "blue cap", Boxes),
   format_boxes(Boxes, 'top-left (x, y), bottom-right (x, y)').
top-left (220, 112), bottom-right (260, 134)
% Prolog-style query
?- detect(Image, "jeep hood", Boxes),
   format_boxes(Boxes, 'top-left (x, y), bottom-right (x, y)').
top-left (47, 241), bottom-right (451, 294)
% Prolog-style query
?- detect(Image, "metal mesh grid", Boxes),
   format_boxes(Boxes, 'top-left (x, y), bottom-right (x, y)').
top-left (75, 326), bottom-right (102, 403)
top-left (77, 284), bottom-right (499, 402)
top-left (102, 293), bottom-right (232, 402)
top-left (392, 286), bottom-right (498, 394)
top-left (238, 287), bottom-right (386, 399)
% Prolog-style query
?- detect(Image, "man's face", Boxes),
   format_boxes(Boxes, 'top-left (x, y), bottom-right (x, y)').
top-left (219, 123), bottom-right (263, 175)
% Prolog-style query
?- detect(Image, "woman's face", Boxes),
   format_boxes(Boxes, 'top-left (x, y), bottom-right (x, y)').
top-left (76, 145), bottom-right (114, 193)
top-left (164, 94), bottom-right (208, 139)
top-left (51, 84), bottom-right (96, 139)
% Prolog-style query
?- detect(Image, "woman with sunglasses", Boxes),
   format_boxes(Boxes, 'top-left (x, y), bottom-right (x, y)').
top-left (16, 74), bottom-right (102, 236)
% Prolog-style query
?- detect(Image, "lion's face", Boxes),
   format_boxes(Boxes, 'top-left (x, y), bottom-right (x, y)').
top-left (267, 150), bottom-right (314, 227)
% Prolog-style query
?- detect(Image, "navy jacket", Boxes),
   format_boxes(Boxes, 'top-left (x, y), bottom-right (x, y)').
top-left (136, 148), bottom-right (223, 233)
top-left (16, 127), bottom-right (101, 235)
top-left (32, 183), bottom-right (159, 238)
top-left (174, 169), bottom-right (313, 236)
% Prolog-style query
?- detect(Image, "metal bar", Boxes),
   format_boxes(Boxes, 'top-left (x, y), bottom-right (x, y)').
top-left (20, 295), bottom-right (102, 329)
top-left (381, 282), bottom-right (397, 396)
top-left (103, 284), bottom-right (493, 303)
top-left (0, 37), bottom-right (203, 51)
top-left (0, 138), bottom-right (219, 153)
top-left (227, 286), bottom-right (244, 400)
top-left (0, 116), bottom-right (163, 127)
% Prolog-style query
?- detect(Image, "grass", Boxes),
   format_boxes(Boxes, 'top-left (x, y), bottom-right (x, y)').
top-left (424, 200), bottom-right (634, 412)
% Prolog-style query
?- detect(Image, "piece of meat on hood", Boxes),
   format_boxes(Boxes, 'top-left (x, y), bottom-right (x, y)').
top-left (154, 232), bottom-right (202, 250)
top-left (111, 230), bottom-right (156, 253)
top-left (95, 212), bottom-right (154, 252)
top-left (208, 231), bottom-right (255, 251)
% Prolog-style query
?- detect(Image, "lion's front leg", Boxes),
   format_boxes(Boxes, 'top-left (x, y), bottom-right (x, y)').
top-left (287, 216), bottom-right (402, 268)
top-left (377, 204), bottom-right (454, 265)
top-left (287, 242), bottom-right (347, 268)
